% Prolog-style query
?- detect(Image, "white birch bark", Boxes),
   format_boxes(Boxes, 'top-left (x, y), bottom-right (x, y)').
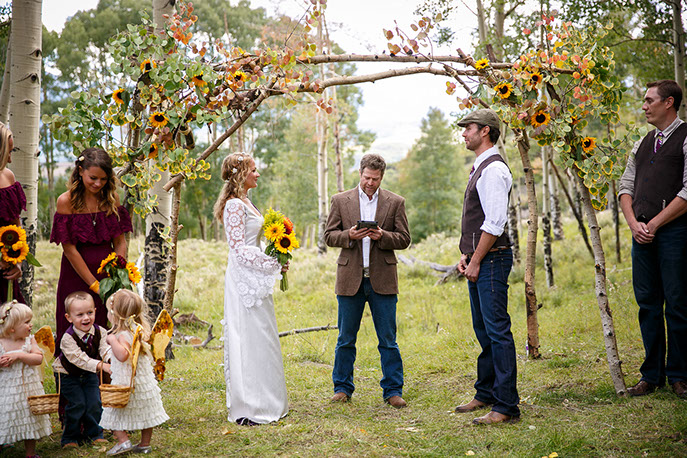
top-left (574, 171), bottom-right (626, 395)
top-left (542, 146), bottom-right (554, 287)
top-left (0, 33), bottom-right (12, 124)
top-left (672, 0), bottom-right (686, 119)
top-left (145, 0), bottom-right (175, 315)
top-left (316, 17), bottom-right (328, 255)
top-left (9, 0), bottom-right (42, 305)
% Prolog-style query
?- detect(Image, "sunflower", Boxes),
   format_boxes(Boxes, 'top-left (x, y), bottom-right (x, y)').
top-left (474, 58), bottom-right (489, 71)
top-left (149, 112), bottom-right (169, 128)
top-left (531, 110), bottom-right (551, 128)
top-left (275, 232), bottom-right (299, 254)
top-left (283, 217), bottom-right (294, 235)
top-left (148, 143), bottom-right (159, 160)
top-left (97, 252), bottom-right (117, 274)
top-left (140, 59), bottom-right (157, 73)
top-left (582, 136), bottom-right (597, 154)
top-left (112, 88), bottom-right (126, 105)
top-left (264, 222), bottom-right (285, 242)
top-left (1, 241), bottom-right (29, 264)
top-left (494, 82), bottom-right (513, 99)
top-left (126, 262), bottom-right (142, 284)
top-left (231, 71), bottom-right (248, 83)
top-left (0, 225), bottom-right (26, 248)
top-left (191, 72), bottom-right (207, 87)
top-left (527, 72), bottom-right (543, 89)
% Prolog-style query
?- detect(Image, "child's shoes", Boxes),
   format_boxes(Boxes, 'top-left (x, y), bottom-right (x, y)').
top-left (106, 440), bottom-right (133, 456)
top-left (132, 444), bottom-right (152, 454)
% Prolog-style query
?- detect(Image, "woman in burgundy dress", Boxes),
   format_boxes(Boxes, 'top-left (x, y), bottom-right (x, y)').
top-left (0, 124), bottom-right (25, 303)
top-left (50, 147), bottom-right (132, 351)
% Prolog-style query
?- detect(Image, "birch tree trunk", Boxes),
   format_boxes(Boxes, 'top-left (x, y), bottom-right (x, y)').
top-left (542, 146), bottom-right (554, 287)
top-left (549, 158), bottom-right (564, 240)
top-left (672, 0), bottom-right (686, 119)
top-left (316, 17), bottom-right (328, 255)
top-left (145, 0), bottom-right (175, 317)
top-left (514, 129), bottom-right (540, 359)
top-left (10, 0), bottom-right (42, 306)
top-left (0, 33), bottom-right (11, 123)
top-left (574, 171), bottom-right (627, 395)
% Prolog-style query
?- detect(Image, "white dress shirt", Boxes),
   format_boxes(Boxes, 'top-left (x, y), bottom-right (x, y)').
top-left (469, 146), bottom-right (512, 237)
top-left (358, 185), bottom-right (379, 268)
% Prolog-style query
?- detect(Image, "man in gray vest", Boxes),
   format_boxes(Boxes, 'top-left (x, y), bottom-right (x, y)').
top-left (454, 109), bottom-right (519, 424)
top-left (619, 79), bottom-right (687, 399)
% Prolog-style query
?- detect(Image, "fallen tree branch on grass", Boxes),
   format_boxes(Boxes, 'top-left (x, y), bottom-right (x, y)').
top-left (397, 254), bottom-right (464, 285)
top-left (279, 324), bottom-right (338, 338)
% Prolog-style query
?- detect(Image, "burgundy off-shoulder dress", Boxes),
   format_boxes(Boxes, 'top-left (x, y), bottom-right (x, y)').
top-left (50, 206), bottom-right (132, 352)
top-left (0, 181), bottom-right (26, 303)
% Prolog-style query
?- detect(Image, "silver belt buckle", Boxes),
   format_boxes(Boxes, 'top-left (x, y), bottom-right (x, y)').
top-left (362, 267), bottom-right (370, 278)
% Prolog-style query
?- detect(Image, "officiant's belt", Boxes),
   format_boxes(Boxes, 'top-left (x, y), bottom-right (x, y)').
top-left (362, 267), bottom-right (370, 278)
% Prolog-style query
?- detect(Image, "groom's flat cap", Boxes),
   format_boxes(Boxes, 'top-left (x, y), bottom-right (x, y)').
top-left (457, 109), bottom-right (500, 131)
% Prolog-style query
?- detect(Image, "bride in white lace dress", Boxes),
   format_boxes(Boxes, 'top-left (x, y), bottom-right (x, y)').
top-left (213, 153), bottom-right (288, 426)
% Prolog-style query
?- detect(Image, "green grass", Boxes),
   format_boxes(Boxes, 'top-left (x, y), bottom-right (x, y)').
top-left (8, 214), bottom-right (687, 457)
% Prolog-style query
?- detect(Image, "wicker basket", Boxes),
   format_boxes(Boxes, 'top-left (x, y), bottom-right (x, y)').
top-left (99, 355), bottom-right (136, 409)
top-left (25, 370), bottom-right (60, 416)
top-left (100, 382), bottom-right (133, 408)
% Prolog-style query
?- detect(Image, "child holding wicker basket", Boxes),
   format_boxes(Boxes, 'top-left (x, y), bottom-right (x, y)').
top-left (52, 291), bottom-right (111, 448)
top-left (0, 301), bottom-right (52, 458)
top-left (100, 289), bottom-right (168, 456)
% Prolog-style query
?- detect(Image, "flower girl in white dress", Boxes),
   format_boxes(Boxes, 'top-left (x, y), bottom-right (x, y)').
top-left (213, 153), bottom-right (289, 426)
top-left (100, 290), bottom-right (169, 455)
top-left (0, 301), bottom-right (52, 458)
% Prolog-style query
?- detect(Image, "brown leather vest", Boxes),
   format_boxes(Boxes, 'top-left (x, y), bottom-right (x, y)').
top-left (459, 154), bottom-right (511, 254)
top-left (633, 123), bottom-right (687, 222)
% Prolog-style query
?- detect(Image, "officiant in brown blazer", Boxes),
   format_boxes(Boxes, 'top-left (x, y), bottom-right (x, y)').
top-left (324, 153), bottom-right (411, 408)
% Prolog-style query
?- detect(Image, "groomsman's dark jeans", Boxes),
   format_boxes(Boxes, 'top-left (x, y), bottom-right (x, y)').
top-left (632, 218), bottom-right (687, 386)
top-left (468, 248), bottom-right (520, 417)
top-left (333, 277), bottom-right (404, 400)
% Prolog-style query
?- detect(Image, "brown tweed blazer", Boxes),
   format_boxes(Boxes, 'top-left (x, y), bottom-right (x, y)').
top-left (324, 187), bottom-right (411, 296)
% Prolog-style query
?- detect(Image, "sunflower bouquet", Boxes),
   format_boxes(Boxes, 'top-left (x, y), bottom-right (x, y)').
top-left (96, 252), bottom-right (142, 304)
top-left (262, 208), bottom-right (300, 291)
top-left (0, 225), bottom-right (41, 302)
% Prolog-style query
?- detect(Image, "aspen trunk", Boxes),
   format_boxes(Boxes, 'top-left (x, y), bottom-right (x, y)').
top-left (574, 171), bottom-right (626, 395)
top-left (515, 129), bottom-right (540, 359)
top-left (162, 182), bottom-right (182, 313)
top-left (145, 0), bottom-right (175, 316)
top-left (0, 33), bottom-right (11, 123)
top-left (672, 0), bottom-right (686, 118)
top-left (550, 160), bottom-right (593, 258)
top-left (542, 146), bottom-right (554, 287)
top-left (10, 0), bottom-right (42, 306)
top-left (549, 158), bottom-right (564, 241)
top-left (316, 17), bottom-right (328, 255)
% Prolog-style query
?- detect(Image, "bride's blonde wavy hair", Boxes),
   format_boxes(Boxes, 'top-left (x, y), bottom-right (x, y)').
top-left (213, 152), bottom-right (253, 221)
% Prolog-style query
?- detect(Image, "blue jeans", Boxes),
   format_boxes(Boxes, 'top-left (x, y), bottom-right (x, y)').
top-left (467, 248), bottom-right (520, 417)
top-left (631, 217), bottom-right (687, 386)
top-left (59, 372), bottom-right (103, 445)
top-left (333, 277), bottom-right (404, 399)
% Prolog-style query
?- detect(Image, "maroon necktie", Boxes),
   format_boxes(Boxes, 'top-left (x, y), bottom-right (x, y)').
top-left (655, 131), bottom-right (664, 153)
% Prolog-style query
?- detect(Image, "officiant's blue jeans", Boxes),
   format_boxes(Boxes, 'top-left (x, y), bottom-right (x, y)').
top-left (631, 218), bottom-right (687, 386)
top-left (468, 248), bottom-right (520, 417)
top-left (333, 278), bottom-right (404, 399)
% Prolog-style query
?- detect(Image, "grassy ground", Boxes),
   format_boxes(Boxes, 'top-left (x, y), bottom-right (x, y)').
top-left (8, 213), bottom-right (687, 457)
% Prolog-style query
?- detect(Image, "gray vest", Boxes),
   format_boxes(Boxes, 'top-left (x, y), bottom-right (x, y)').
top-left (459, 154), bottom-right (511, 254)
top-left (633, 123), bottom-right (687, 222)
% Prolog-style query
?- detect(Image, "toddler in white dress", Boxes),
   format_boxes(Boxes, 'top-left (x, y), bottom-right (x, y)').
top-left (99, 290), bottom-right (169, 456)
top-left (0, 301), bottom-right (52, 458)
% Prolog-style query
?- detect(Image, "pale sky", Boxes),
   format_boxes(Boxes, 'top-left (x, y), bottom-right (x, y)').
top-left (43, 0), bottom-right (479, 162)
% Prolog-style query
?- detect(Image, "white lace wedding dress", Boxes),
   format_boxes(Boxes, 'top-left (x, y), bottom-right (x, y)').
top-left (222, 198), bottom-right (288, 424)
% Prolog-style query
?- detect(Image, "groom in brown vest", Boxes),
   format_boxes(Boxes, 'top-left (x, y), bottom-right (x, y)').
top-left (454, 109), bottom-right (519, 425)
top-left (324, 153), bottom-right (411, 408)
top-left (619, 80), bottom-right (687, 398)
